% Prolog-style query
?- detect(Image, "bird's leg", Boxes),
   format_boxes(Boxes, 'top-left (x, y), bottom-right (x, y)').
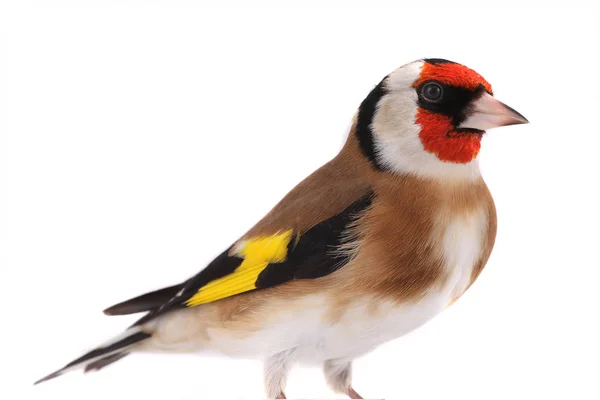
top-left (324, 358), bottom-right (363, 399)
top-left (264, 349), bottom-right (295, 400)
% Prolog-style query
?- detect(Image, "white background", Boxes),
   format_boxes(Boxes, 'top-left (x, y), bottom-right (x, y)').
top-left (1, 1), bottom-right (598, 399)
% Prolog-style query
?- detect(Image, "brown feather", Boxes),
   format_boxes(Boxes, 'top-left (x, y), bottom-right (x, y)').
top-left (240, 122), bottom-right (374, 240)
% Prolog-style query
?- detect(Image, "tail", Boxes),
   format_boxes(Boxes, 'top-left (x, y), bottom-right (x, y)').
top-left (35, 283), bottom-right (183, 384)
top-left (34, 328), bottom-right (151, 385)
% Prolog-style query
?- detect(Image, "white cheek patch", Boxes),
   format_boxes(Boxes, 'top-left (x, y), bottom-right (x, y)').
top-left (385, 61), bottom-right (423, 90)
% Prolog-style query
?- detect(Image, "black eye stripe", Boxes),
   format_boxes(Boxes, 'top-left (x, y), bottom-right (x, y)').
top-left (416, 81), bottom-right (484, 126)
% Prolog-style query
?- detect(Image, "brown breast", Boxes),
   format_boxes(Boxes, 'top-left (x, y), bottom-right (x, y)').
top-left (332, 172), bottom-right (497, 305)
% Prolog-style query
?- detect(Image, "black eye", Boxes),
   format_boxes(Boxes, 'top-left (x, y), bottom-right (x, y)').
top-left (421, 82), bottom-right (443, 103)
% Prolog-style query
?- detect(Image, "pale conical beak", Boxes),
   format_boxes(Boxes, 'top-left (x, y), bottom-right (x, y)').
top-left (458, 92), bottom-right (529, 131)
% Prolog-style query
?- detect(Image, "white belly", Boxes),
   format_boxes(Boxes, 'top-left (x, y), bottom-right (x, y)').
top-left (204, 294), bottom-right (450, 362)
top-left (152, 209), bottom-right (488, 362)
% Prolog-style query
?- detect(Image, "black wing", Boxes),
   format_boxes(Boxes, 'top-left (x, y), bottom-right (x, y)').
top-left (110, 191), bottom-right (373, 326)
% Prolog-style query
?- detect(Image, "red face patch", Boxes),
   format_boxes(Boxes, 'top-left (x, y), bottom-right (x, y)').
top-left (415, 109), bottom-right (481, 164)
top-left (413, 61), bottom-right (491, 164)
top-left (414, 62), bottom-right (492, 93)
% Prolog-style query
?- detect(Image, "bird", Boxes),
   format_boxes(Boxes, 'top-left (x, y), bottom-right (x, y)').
top-left (35, 58), bottom-right (528, 399)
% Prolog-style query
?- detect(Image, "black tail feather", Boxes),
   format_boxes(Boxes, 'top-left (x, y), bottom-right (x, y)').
top-left (34, 331), bottom-right (150, 385)
top-left (33, 370), bottom-right (63, 385)
top-left (84, 352), bottom-right (130, 372)
top-left (103, 284), bottom-right (182, 316)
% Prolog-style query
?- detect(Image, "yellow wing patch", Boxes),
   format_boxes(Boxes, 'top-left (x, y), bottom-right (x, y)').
top-left (185, 230), bottom-right (293, 307)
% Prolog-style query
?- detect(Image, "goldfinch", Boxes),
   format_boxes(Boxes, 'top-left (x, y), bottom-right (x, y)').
top-left (35, 58), bottom-right (528, 399)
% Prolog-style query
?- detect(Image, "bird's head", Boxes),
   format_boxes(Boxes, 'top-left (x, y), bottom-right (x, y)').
top-left (355, 58), bottom-right (528, 180)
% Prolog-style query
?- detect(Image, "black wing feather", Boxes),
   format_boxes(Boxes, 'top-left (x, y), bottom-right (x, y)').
top-left (131, 191), bottom-right (373, 326)
top-left (103, 284), bottom-right (183, 316)
top-left (256, 192), bottom-right (372, 287)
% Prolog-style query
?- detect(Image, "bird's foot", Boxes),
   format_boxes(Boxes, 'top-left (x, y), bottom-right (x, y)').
top-left (347, 387), bottom-right (363, 399)
top-left (276, 391), bottom-right (286, 399)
